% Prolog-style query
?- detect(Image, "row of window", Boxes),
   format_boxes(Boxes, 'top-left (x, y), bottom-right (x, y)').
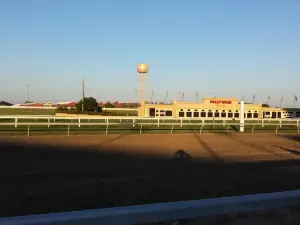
top-left (149, 108), bottom-right (298, 118)
top-left (178, 111), bottom-right (259, 118)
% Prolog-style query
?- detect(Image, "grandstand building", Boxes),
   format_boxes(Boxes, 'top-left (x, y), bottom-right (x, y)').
top-left (138, 97), bottom-right (300, 119)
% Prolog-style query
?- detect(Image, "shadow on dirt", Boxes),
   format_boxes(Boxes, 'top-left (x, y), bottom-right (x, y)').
top-left (273, 145), bottom-right (300, 155)
top-left (230, 125), bottom-right (238, 132)
top-left (1, 137), bottom-right (300, 218)
top-left (192, 133), bottom-right (223, 163)
top-left (173, 149), bottom-right (192, 162)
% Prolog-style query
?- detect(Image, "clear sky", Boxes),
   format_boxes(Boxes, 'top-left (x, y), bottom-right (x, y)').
top-left (0, 0), bottom-right (299, 107)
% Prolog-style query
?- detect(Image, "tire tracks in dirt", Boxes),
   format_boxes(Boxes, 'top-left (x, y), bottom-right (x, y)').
top-left (222, 134), bottom-right (288, 159)
top-left (192, 133), bottom-right (223, 163)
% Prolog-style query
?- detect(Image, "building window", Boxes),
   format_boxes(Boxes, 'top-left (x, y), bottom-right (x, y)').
top-left (149, 108), bottom-right (155, 117)
top-left (207, 112), bottom-right (213, 117)
top-left (266, 112), bottom-right (270, 115)
top-left (253, 113), bottom-right (258, 118)
top-left (272, 112), bottom-right (277, 119)
top-left (221, 112), bottom-right (226, 118)
top-left (166, 111), bottom-right (172, 116)
top-left (193, 112), bottom-right (199, 117)
top-left (234, 113), bottom-right (239, 118)
top-left (214, 112), bottom-right (220, 117)
top-left (228, 113), bottom-right (233, 118)
top-left (188, 109), bottom-right (191, 111)
top-left (180, 109), bottom-right (183, 111)
top-left (179, 112), bottom-right (185, 117)
top-left (195, 109), bottom-right (198, 111)
top-left (186, 112), bottom-right (192, 117)
top-left (277, 112), bottom-right (281, 118)
top-left (156, 114), bottom-right (159, 116)
top-left (200, 112), bottom-right (206, 117)
top-left (247, 113), bottom-right (252, 118)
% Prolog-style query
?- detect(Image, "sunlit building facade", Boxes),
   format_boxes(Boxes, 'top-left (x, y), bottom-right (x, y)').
top-left (138, 97), bottom-right (300, 119)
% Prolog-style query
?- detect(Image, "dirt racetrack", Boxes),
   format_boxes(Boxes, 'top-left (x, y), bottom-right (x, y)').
top-left (1, 133), bottom-right (300, 217)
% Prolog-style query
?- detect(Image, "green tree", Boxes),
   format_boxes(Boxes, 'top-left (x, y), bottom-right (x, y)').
top-left (56, 106), bottom-right (68, 112)
top-left (103, 101), bottom-right (115, 108)
top-left (76, 97), bottom-right (99, 112)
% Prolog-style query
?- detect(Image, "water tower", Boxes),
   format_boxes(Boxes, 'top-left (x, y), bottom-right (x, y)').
top-left (137, 63), bottom-right (149, 104)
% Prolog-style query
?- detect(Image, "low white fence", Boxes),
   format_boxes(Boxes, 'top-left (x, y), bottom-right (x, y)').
top-left (0, 190), bottom-right (300, 225)
top-left (0, 106), bottom-right (56, 109)
top-left (0, 120), bottom-right (299, 136)
top-left (0, 106), bottom-right (137, 110)
top-left (102, 108), bottom-right (138, 111)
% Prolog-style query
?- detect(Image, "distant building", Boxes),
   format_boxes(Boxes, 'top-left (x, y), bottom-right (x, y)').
top-left (138, 97), bottom-right (300, 119)
top-left (55, 102), bottom-right (76, 108)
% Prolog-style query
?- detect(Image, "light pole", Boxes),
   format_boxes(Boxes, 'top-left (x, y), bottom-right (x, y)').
top-left (82, 77), bottom-right (85, 112)
top-left (27, 85), bottom-right (31, 103)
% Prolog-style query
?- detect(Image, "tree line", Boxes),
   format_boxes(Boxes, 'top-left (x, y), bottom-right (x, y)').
top-left (56, 97), bottom-right (138, 116)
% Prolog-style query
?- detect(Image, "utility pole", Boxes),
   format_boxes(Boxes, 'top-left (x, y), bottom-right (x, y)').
top-left (82, 77), bottom-right (85, 112)
top-left (27, 85), bottom-right (31, 103)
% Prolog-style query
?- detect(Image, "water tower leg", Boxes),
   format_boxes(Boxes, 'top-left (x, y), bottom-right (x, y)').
top-left (140, 72), bottom-right (143, 104)
top-left (146, 72), bottom-right (149, 103)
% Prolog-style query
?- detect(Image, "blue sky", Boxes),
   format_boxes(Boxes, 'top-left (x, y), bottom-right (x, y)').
top-left (0, 0), bottom-right (299, 107)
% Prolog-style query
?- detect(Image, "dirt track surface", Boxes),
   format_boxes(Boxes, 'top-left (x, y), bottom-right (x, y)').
top-left (1, 133), bottom-right (300, 217)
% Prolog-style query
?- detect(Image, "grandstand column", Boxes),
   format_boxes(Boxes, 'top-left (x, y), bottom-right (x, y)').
top-left (240, 101), bottom-right (245, 132)
top-left (15, 117), bottom-right (17, 128)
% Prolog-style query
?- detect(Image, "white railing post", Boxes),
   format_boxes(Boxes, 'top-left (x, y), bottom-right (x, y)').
top-left (157, 118), bottom-right (160, 127)
top-left (262, 119), bottom-right (264, 127)
top-left (106, 123), bottom-right (108, 135)
top-left (252, 125), bottom-right (256, 134)
top-left (226, 124), bottom-right (230, 132)
top-left (27, 125), bottom-right (30, 137)
top-left (67, 124), bottom-right (70, 136)
top-left (171, 124), bottom-right (174, 134)
top-left (140, 125), bottom-right (143, 135)
top-left (223, 120), bottom-right (226, 127)
top-left (15, 117), bottom-right (17, 128)
top-left (78, 118), bottom-right (80, 128)
top-left (180, 118), bottom-right (183, 127)
top-left (48, 117), bottom-right (50, 128)
top-left (280, 120), bottom-right (282, 128)
top-left (200, 124), bottom-right (205, 134)
top-left (276, 125), bottom-right (279, 134)
top-left (240, 101), bottom-right (245, 132)
top-left (133, 119), bottom-right (135, 127)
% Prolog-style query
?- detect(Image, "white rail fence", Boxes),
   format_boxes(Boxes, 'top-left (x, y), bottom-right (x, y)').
top-left (0, 116), bottom-right (300, 136)
top-left (0, 123), bottom-right (299, 136)
top-left (0, 106), bottom-right (137, 110)
top-left (1, 190), bottom-right (300, 225)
